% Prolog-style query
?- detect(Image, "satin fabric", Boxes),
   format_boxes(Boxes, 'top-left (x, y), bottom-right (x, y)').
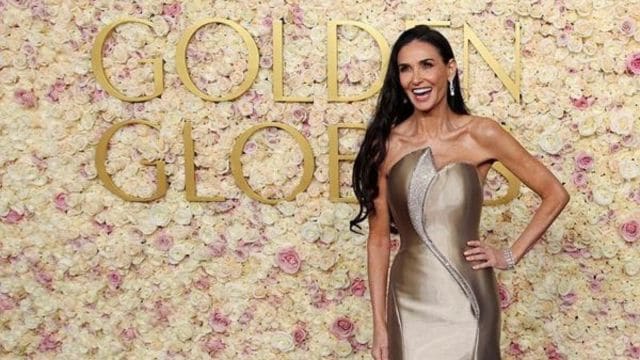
top-left (386, 146), bottom-right (501, 360)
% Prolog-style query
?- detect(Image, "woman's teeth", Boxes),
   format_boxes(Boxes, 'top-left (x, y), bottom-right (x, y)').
top-left (412, 88), bottom-right (432, 97)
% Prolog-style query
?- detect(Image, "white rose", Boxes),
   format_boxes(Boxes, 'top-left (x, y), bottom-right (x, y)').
top-left (320, 227), bottom-right (337, 244)
top-left (355, 319), bottom-right (372, 344)
top-left (609, 109), bottom-right (635, 135)
top-left (301, 221), bottom-right (321, 242)
top-left (624, 259), bottom-right (640, 276)
top-left (173, 206), bottom-right (192, 225)
top-left (556, 277), bottom-right (575, 296)
top-left (592, 185), bottom-right (614, 206)
top-left (276, 201), bottom-right (296, 216)
top-left (270, 331), bottom-right (294, 352)
top-left (173, 321), bottom-right (193, 342)
top-left (601, 237), bottom-right (619, 259)
top-left (261, 206), bottom-right (279, 225)
top-left (168, 243), bottom-right (191, 265)
top-left (577, 115), bottom-right (597, 136)
top-left (538, 130), bottom-right (564, 155)
top-left (148, 204), bottom-right (173, 227)
top-left (619, 158), bottom-right (639, 180)
top-left (335, 339), bottom-right (353, 357)
top-left (331, 269), bottom-right (351, 289)
top-left (227, 222), bottom-right (246, 242)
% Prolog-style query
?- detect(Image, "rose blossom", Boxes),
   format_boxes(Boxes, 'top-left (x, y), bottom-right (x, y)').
top-left (498, 283), bottom-right (513, 309)
top-left (575, 151), bottom-right (594, 170)
top-left (38, 332), bottom-right (60, 352)
top-left (54, 192), bottom-right (69, 212)
top-left (154, 231), bottom-right (174, 251)
top-left (120, 327), bottom-right (137, 341)
top-left (292, 325), bottom-right (307, 346)
top-left (2, 209), bottom-right (24, 224)
top-left (571, 171), bottom-right (588, 188)
top-left (209, 309), bottom-right (231, 333)
top-left (275, 246), bottom-right (301, 274)
top-left (107, 271), bottom-right (123, 289)
top-left (621, 18), bottom-right (637, 37)
top-left (14, 89), bottom-right (37, 108)
top-left (627, 52), bottom-right (640, 75)
top-left (202, 337), bottom-right (225, 354)
top-left (619, 219), bottom-right (640, 242)
top-left (292, 107), bottom-right (309, 122)
top-left (330, 316), bottom-right (355, 340)
top-left (350, 277), bottom-right (366, 297)
top-left (162, 2), bottom-right (182, 17)
top-left (560, 292), bottom-right (577, 306)
top-left (570, 96), bottom-right (593, 110)
top-left (0, 293), bottom-right (16, 311)
top-left (507, 341), bottom-right (525, 356)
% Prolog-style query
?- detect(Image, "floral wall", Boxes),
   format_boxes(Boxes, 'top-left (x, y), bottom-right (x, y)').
top-left (0, 0), bottom-right (639, 358)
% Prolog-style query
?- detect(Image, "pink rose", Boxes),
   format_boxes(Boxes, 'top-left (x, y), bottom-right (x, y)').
top-left (14, 89), bottom-right (37, 108)
top-left (560, 292), bottom-right (577, 306)
top-left (571, 171), bottom-right (588, 188)
top-left (238, 310), bottom-right (254, 325)
top-left (38, 332), bottom-right (60, 352)
top-left (507, 341), bottom-right (525, 356)
top-left (574, 151), bottom-right (594, 170)
top-left (107, 271), bottom-right (123, 289)
top-left (0, 293), bottom-right (16, 311)
top-left (202, 336), bottom-right (226, 354)
top-left (154, 231), bottom-right (174, 251)
top-left (545, 343), bottom-right (567, 360)
top-left (350, 277), bottom-right (366, 297)
top-left (627, 52), bottom-right (640, 75)
top-left (194, 276), bottom-right (210, 290)
top-left (1, 209), bottom-right (24, 224)
top-left (54, 192), bottom-right (69, 212)
top-left (208, 240), bottom-right (227, 257)
top-left (621, 19), bottom-right (637, 36)
top-left (330, 316), bottom-right (355, 340)
top-left (292, 325), bottom-right (307, 346)
top-left (154, 300), bottom-right (171, 323)
top-left (120, 327), bottom-right (137, 341)
top-left (626, 344), bottom-right (640, 359)
top-left (209, 309), bottom-right (231, 333)
top-left (35, 271), bottom-right (53, 289)
top-left (570, 95), bottom-right (594, 110)
top-left (497, 283), bottom-right (513, 309)
top-left (292, 107), bottom-right (309, 122)
top-left (275, 246), bottom-right (301, 274)
top-left (619, 219), bottom-right (640, 242)
top-left (162, 2), bottom-right (182, 17)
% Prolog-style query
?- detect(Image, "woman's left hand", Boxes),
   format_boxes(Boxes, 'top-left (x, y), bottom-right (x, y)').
top-left (463, 240), bottom-right (509, 270)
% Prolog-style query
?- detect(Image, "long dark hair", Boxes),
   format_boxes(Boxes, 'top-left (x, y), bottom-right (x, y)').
top-left (350, 25), bottom-right (469, 233)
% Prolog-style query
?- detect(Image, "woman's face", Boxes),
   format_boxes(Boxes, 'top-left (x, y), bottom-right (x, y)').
top-left (397, 40), bottom-right (455, 113)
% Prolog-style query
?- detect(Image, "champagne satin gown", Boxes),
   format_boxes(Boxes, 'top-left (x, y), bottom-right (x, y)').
top-left (386, 146), bottom-right (501, 360)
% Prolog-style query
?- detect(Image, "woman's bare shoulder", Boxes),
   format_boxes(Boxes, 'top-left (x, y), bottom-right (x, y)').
top-left (465, 116), bottom-right (507, 143)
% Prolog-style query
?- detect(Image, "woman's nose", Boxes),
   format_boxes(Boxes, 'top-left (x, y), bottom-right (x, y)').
top-left (411, 69), bottom-right (422, 84)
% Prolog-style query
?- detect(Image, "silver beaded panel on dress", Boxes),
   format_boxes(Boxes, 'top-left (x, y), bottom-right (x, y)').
top-left (407, 147), bottom-right (481, 319)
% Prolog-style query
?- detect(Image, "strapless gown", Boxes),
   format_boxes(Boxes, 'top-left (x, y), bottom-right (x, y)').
top-left (386, 146), bottom-right (501, 360)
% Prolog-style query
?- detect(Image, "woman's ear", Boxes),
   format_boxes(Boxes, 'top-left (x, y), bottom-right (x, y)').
top-left (447, 59), bottom-right (457, 81)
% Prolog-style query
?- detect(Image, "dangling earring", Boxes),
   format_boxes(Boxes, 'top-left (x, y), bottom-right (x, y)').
top-left (449, 79), bottom-right (455, 96)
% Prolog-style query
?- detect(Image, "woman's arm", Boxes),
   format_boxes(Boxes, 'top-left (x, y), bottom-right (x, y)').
top-left (465, 118), bottom-right (570, 269)
top-left (368, 169), bottom-right (392, 328)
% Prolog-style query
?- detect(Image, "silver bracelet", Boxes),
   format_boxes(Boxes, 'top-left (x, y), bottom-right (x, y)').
top-left (502, 248), bottom-right (516, 270)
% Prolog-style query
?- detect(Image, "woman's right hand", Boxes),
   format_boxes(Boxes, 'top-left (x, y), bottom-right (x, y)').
top-left (371, 326), bottom-right (389, 360)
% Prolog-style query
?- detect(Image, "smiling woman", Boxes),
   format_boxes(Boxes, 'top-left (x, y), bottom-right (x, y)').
top-left (351, 25), bottom-right (569, 360)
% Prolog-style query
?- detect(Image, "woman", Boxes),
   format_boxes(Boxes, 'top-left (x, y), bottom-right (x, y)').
top-left (351, 25), bottom-right (569, 360)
